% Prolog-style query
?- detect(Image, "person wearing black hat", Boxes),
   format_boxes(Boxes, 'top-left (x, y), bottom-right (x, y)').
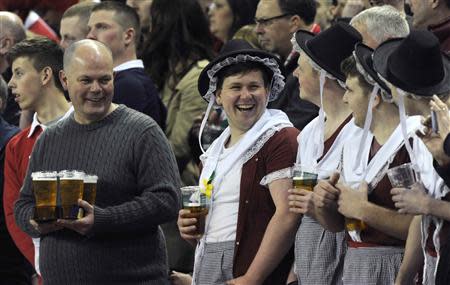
top-left (336, 43), bottom-right (417, 284)
top-left (286, 22), bottom-right (362, 285)
top-left (371, 29), bottom-right (450, 285)
top-left (177, 39), bottom-right (300, 285)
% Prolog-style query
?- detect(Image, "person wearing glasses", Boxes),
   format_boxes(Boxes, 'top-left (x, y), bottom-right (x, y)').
top-left (254, 0), bottom-right (320, 131)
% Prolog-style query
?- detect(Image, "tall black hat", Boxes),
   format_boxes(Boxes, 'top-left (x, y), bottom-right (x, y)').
top-left (373, 30), bottom-right (450, 97)
top-left (294, 22), bottom-right (362, 82)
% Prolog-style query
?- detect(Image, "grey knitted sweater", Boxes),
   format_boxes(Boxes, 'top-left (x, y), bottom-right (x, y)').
top-left (14, 105), bottom-right (181, 285)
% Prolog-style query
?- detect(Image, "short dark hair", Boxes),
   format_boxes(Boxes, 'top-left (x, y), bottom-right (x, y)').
top-left (62, 2), bottom-right (96, 23)
top-left (216, 61), bottom-right (272, 90)
top-left (278, 0), bottom-right (317, 25)
top-left (340, 56), bottom-right (372, 94)
top-left (92, 1), bottom-right (141, 46)
top-left (7, 37), bottom-right (64, 93)
top-left (446, 0), bottom-right (450, 9)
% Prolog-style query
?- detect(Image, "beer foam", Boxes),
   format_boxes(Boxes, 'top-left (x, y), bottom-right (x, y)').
top-left (84, 175), bottom-right (98, 183)
top-left (32, 177), bottom-right (57, 181)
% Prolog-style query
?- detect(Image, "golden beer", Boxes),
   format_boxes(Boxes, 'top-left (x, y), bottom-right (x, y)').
top-left (181, 186), bottom-right (209, 235)
top-left (184, 205), bottom-right (209, 235)
top-left (83, 175), bottom-right (98, 205)
top-left (32, 172), bottom-right (58, 221)
top-left (345, 217), bottom-right (367, 232)
top-left (293, 177), bottom-right (317, 191)
top-left (59, 171), bottom-right (85, 219)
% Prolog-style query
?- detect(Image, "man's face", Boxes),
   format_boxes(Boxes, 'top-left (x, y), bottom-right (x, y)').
top-left (216, 70), bottom-right (269, 134)
top-left (127, 0), bottom-right (152, 29)
top-left (293, 54), bottom-right (321, 106)
top-left (409, 0), bottom-right (434, 28)
top-left (255, 0), bottom-right (294, 59)
top-left (87, 10), bottom-right (126, 60)
top-left (8, 57), bottom-right (42, 111)
top-left (60, 16), bottom-right (88, 50)
top-left (61, 48), bottom-right (114, 124)
top-left (343, 76), bottom-right (372, 128)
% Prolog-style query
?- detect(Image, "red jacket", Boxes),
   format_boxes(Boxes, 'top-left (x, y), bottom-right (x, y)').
top-left (3, 126), bottom-right (42, 267)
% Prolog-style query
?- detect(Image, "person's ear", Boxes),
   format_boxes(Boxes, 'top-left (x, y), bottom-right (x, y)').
top-left (372, 93), bottom-right (381, 109)
top-left (0, 36), bottom-right (13, 55)
top-left (215, 90), bottom-right (223, 106)
top-left (289, 15), bottom-right (304, 33)
top-left (41, 67), bottom-right (53, 86)
top-left (123, 27), bottom-right (135, 46)
top-left (59, 70), bottom-right (68, 91)
top-left (431, 0), bottom-right (440, 9)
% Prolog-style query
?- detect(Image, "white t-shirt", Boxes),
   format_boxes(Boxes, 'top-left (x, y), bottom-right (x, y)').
top-left (206, 143), bottom-right (241, 243)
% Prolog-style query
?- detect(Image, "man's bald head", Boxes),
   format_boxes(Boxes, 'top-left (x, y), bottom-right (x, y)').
top-left (63, 39), bottom-right (113, 72)
top-left (0, 12), bottom-right (26, 73)
top-left (60, 39), bottom-right (115, 125)
top-left (0, 12), bottom-right (26, 43)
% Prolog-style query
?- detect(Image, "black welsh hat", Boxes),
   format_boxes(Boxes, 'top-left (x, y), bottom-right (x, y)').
top-left (294, 22), bottom-right (362, 82)
top-left (198, 39), bottom-right (284, 103)
top-left (373, 30), bottom-right (450, 97)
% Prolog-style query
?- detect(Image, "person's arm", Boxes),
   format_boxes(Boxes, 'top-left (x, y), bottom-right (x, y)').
top-left (392, 183), bottom-right (450, 221)
top-left (313, 173), bottom-right (345, 233)
top-left (395, 215), bottom-right (423, 285)
top-left (3, 139), bottom-right (36, 265)
top-left (14, 135), bottom-right (48, 238)
top-left (85, 126), bottom-right (181, 236)
top-left (227, 178), bottom-right (300, 285)
top-left (337, 182), bottom-right (413, 240)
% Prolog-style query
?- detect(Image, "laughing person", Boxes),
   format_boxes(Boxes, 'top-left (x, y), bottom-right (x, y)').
top-left (177, 39), bottom-right (300, 285)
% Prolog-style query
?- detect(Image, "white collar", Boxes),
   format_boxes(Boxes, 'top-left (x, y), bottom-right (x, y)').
top-left (113, 59), bottom-right (144, 72)
top-left (27, 106), bottom-right (74, 138)
top-left (28, 113), bottom-right (45, 138)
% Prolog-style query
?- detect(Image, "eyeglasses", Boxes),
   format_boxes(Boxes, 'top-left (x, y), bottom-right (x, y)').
top-left (254, 13), bottom-right (292, 27)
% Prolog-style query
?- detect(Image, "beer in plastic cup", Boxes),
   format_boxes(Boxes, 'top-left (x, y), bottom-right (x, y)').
top-left (59, 170), bottom-right (85, 219)
top-left (32, 171), bottom-right (58, 222)
top-left (292, 164), bottom-right (318, 191)
top-left (181, 186), bottom-right (209, 235)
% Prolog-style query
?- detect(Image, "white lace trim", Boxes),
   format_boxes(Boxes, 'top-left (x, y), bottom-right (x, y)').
top-left (260, 167), bottom-right (292, 187)
top-left (204, 54), bottom-right (285, 104)
top-left (242, 125), bottom-right (286, 164)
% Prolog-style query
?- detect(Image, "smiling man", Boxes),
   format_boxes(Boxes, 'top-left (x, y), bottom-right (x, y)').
top-left (3, 37), bottom-right (71, 281)
top-left (13, 39), bottom-right (181, 285)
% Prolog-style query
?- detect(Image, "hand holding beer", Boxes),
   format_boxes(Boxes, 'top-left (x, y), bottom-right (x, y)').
top-left (56, 199), bottom-right (94, 235)
top-left (336, 181), bottom-right (368, 233)
top-left (178, 209), bottom-right (203, 242)
top-left (177, 186), bottom-right (209, 241)
top-left (288, 188), bottom-right (315, 216)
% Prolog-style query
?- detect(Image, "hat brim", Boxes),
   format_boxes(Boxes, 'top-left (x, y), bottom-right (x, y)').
top-left (295, 29), bottom-right (346, 82)
top-left (373, 38), bottom-right (450, 96)
top-left (354, 43), bottom-right (391, 95)
top-left (198, 49), bottom-right (283, 102)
